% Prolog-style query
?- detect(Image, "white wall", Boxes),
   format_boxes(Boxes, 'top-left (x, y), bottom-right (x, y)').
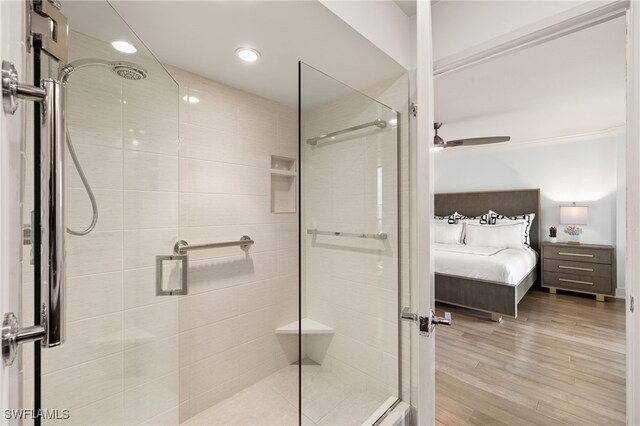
top-left (434, 134), bottom-right (625, 287)
top-left (320, 0), bottom-right (414, 70)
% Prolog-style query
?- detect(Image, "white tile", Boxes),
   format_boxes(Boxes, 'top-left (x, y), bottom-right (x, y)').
top-left (179, 193), bottom-right (271, 227)
top-left (67, 271), bottom-right (123, 322)
top-left (278, 249), bottom-right (298, 277)
top-left (184, 251), bottom-right (278, 295)
top-left (42, 313), bottom-right (123, 374)
top-left (67, 231), bottom-right (123, 277)
top-left (179, 123), bottom-right (270, 168)
top-left (67, 145), bottom-right (123, 190)
top-left (123, 228), bottom-right (178, 269)
top-left (179, 287), bottom-right (240, 332)
top-left (139, 406), bottom-right (179, 426)
top-left (180, 158), bottom-right (269, 195)
top-left (182, 87), bottom-right (238, 133)
top-left (186, 335), bottom-right (276, 397)
top-left (124, 267), bottom-right (169, 310)
top-left (68, 189), bottom-right (122, 232)
top-left (124, 335), bottom-right (179, 389)
top-left (124, 372), bottom-right (179, 425)
top-left (123, 190), bottom-right (178, 230)
top-left (42, 353), bottom-right (123, 410)
top-left (124, 151), bottom-right (178, 191)
top-left (42, 393), bottom-right (124, 426)
top-left (124, 301), bottom-right (178, 350)
top-left (182, 317), bottom-right (240, 365)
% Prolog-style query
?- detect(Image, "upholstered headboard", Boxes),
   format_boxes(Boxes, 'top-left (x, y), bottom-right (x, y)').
top-left (434, 189), bottom-right (541, 252)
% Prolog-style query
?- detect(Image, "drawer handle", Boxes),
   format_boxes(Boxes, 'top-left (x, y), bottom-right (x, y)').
top-left (557, 252), bottom-right (594, 258)
top-left (558, 278), bottom-right (593, 286)
top-left (558, 265), bottom-right (594, 272)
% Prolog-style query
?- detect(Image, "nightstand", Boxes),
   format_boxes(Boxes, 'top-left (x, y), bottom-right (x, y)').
top-left (541, 242), bottom-right (615, 302)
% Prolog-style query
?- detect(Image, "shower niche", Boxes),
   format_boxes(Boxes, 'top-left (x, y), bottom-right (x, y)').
top-left (270, 155), bottom-right (297, 214)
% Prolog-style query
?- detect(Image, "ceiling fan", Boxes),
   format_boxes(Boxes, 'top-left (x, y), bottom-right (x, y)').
top-left (433, 122), bottom-right (510, 151)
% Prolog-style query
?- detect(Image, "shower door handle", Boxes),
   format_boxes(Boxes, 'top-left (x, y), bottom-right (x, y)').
top-left (401, 307), bottom-right (451, 337)
top-left (1, 60), bottom-right (67, 365)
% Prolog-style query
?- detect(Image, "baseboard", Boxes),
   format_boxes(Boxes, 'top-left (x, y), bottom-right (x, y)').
top-left (615, 287), bottom-right (626, 299)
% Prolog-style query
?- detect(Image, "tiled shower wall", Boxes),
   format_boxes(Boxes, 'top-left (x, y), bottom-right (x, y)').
top-left (21, 32), bottom-right (299, 425)
top-left (22, 31), bottom-right (182, 425)
top-left (301, 73), bottom-right (405, 404)
top-left (361, 74), bottom-right (410, 402)
top-left (166, 66), bottom-right (299, 423)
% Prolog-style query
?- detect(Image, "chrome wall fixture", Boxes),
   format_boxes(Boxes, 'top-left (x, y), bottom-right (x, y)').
top-left (156, 254), bottom-right (188, 296)
top-left (306, 119), bottom-right (387, 145)
top-left (155, 236), bottom-right (255, 297)
top-left (306, 228), bottom-right (388, 241)
top-left (1, 60), bottom-right (67, 365)
top-left (174, 236), bottom-right (255, 254)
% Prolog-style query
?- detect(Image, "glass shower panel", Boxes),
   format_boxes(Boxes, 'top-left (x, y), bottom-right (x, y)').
top-left (22, 2), bottom-right (181, 424)
top-left (300, 62), bottom-right (400, 425)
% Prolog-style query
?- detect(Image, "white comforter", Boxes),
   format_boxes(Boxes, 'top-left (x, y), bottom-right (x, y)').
top-left (434, 243), bottom-right (538, 285)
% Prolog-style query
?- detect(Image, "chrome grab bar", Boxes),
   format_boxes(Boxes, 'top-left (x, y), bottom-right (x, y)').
top-left (1, 61), bottom-right (67, 365)
top-left (306, 228), bottom-right (388, 241)
top-left (174, 236), bottom-right (254, 254)
top-left (306, 119), bottom-right (387, 145)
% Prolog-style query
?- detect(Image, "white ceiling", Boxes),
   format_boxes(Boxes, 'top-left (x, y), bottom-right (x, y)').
top-left (62, 1), bottom-right (405, 108)
top-left (434, 15), bottom-right (626, 145)
top-left (393, 0), bottom-right (416, 17)
top-left (431, 1), bottom-right (610, 61)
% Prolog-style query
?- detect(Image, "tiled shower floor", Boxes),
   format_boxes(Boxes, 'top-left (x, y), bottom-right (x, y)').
top-left (182, 364), bottom-right (389, 426)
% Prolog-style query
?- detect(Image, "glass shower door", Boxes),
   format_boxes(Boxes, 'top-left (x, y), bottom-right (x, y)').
top-left (22, 2), bottom-right (181, 424)
top-left (299, 62), bottom-right (400, 425)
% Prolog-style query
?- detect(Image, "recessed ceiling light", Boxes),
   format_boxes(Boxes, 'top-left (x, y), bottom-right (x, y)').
top-left (111, 40), bottom-right (137, 54)
top-left (389, 118), bottom-right (398, 126)
top-left (182, 95), bottom-right (200, 104)
top-left (236, 47), bottom-right (260, 63)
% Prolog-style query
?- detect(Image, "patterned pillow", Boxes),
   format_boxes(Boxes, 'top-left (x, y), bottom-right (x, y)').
top-left (456, 212), bottom-right (490, 226)
top-left (434, 212), bottom-right (490, 225)
top-left (434, 212), bottom-right (461, 224)
top-left (489, 210), bottom-right (535, 248)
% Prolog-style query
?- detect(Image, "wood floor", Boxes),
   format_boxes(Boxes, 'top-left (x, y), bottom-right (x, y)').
top-left (435, 289), bottom-right (626, 426)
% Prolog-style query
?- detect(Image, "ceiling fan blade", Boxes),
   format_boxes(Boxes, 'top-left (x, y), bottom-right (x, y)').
top-left (447, 136), bottom-right (510, 146)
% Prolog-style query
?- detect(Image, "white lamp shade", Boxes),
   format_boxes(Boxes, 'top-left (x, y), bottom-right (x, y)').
top-left (560, 205), bottom-right (589, 225)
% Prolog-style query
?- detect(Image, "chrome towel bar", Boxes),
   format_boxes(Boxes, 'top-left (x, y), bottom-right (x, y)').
top-left (307, 229), bottom-right (387, 241)
top-left (306, 119), bottom-right (387, 145)
top-left (174, 236), bottom-right (254, 254)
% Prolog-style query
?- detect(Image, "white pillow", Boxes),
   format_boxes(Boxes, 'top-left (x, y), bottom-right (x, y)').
top-left (434, 222), bottom-right (464, 245)
top-left (464, 222), bottom-right (525, 250)
top-left (489, 210), bottom-right (535, 248)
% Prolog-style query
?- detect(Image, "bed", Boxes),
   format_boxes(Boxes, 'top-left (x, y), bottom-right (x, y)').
top-left (434, 189), bottom-right (541, 321)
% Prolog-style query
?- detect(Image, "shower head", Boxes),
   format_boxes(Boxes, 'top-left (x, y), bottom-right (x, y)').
top-left (59, 58), bottom-right (148, 83)
top-left (112, 62), bottom-right (147, 80)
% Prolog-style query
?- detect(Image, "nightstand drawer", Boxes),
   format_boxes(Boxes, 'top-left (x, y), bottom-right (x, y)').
top-left (544, 271), bottom-right (613, 294)
top-left (543, 259), bottom-right (612, 278)
top-left (543, 246), bottom-right (611, 264)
